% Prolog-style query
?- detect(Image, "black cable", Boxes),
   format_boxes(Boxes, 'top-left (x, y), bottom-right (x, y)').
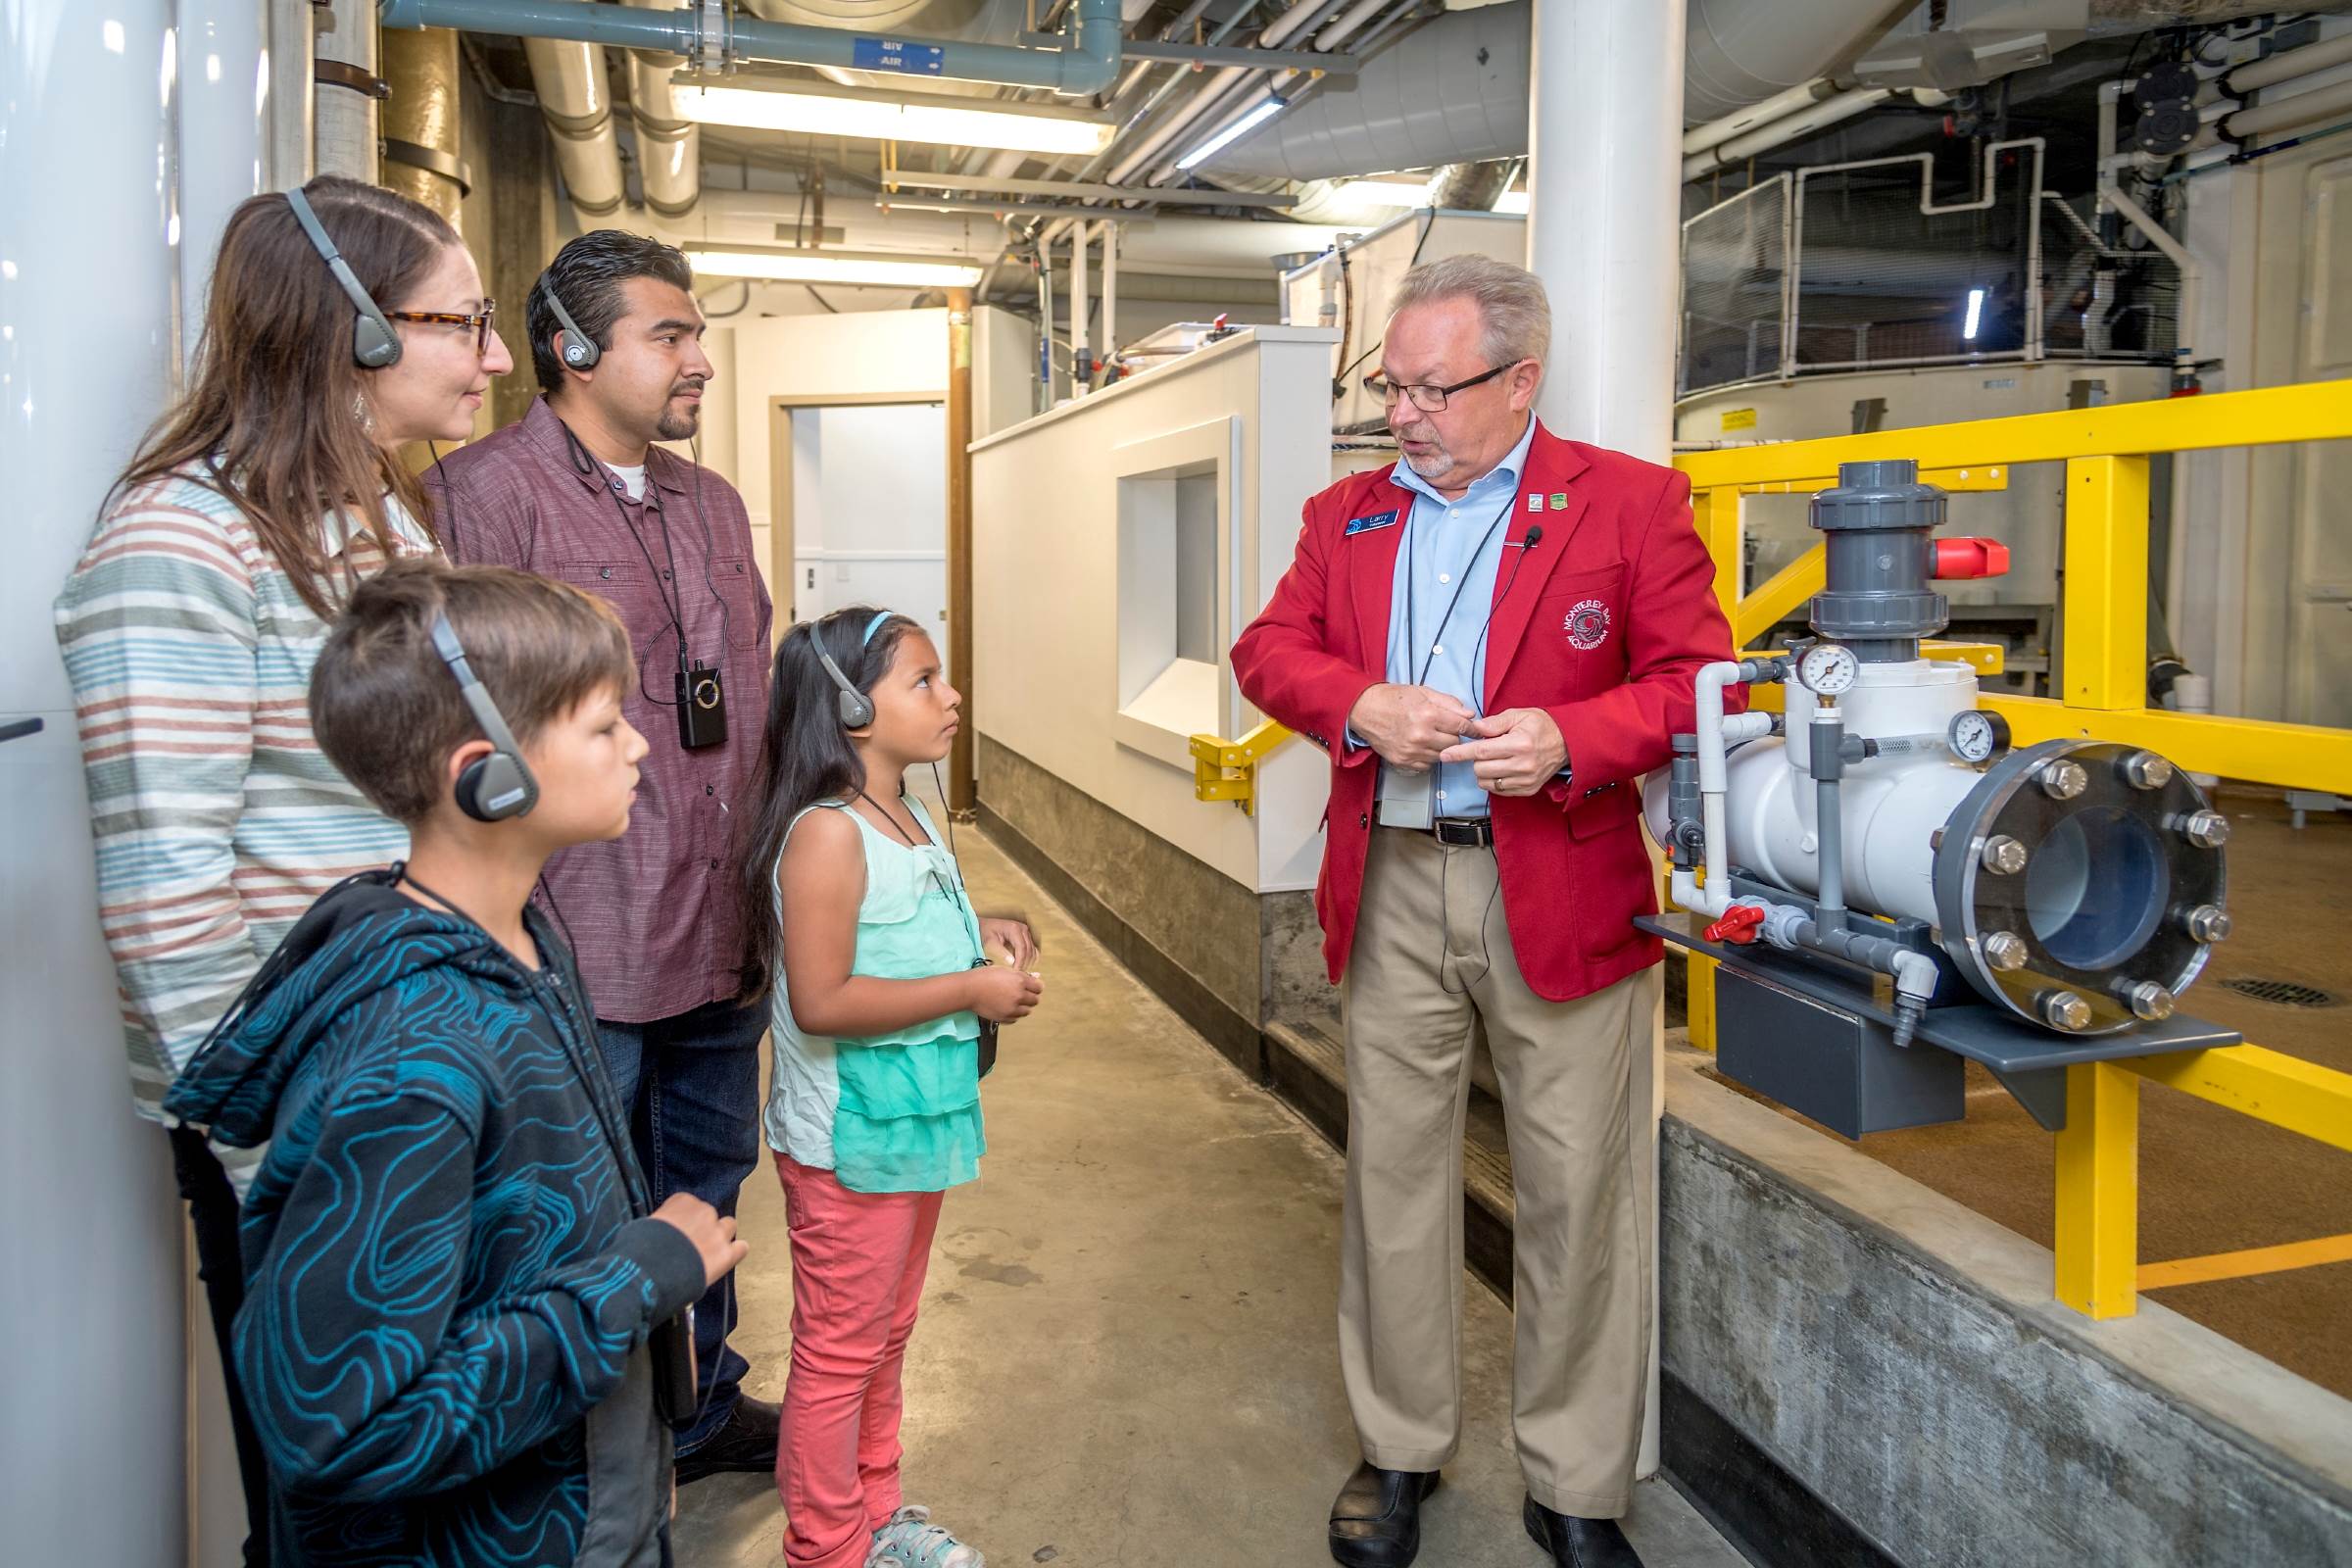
top-left (804, 284), bottom-right (840, 315)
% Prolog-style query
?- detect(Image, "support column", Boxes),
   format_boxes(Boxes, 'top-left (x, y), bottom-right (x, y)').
top-left (1525, 0), bottom-right (1685, 460)
top-left (177, 1), bottom-right (273, 364)
top-left (266, 0), bottom-right (317, 190)
top-left (1, 5), bottom-right (190, 1564)
top-left (1102, 223), bottom-right (1119, 375)
top-left (1071, 220), bottom-right (1092, 396)
top-left (316, 0), bottom-right (382, 181)
top-left (2056, 1061), bottom-right (2142, 1318)
top-left (947, 287), bottom-right (977, 810)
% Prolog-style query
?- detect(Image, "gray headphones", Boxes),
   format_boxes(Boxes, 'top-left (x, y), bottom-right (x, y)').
top-left (540, 279), bottom-right (601, 371)
top-left (813, 611), bottom-right (898, 729)
top-left (285, 185), bottom-right (402, 369)
top-left (429, 611), bottom-right (540, 821)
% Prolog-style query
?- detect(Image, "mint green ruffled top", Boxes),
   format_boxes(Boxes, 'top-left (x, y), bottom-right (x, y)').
top-left (762, 796), bottom-right (987, 1194)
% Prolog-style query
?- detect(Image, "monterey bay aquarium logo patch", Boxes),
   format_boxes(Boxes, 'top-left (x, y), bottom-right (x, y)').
top-left (1565, 599), bottom-right (1612, 651)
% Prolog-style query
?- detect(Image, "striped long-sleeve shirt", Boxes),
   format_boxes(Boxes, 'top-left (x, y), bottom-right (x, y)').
top-left (53, 467), bottom-right (430, 1152)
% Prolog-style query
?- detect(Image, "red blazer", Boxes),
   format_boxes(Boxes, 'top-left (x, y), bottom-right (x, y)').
top-left (1232, 423), bottom-right (1739, 1003)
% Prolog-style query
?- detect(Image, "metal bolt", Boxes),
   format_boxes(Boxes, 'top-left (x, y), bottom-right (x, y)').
top-left (2121, 751), bottom-right (2174, 790)
top-left (2182, 808), bottom-right (2230, 849)
top-left (1983, 931), bottom-right (2030, 971)
top-left (2039, 759), bottom-right (2088, 800)
top-left (1980, 834), bottom-right (2030, 874)
top-left (2183, 904), bottom-right (2231, 943)
top-left (2121, 981), bottom-right (2177, 1021)
top-left (2039, 990), bottom-right (2092, 1031)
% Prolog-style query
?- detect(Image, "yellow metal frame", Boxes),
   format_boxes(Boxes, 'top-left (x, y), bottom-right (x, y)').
top-left (1189, 718), bottom-right (1292, 815)
top-left (1677, 376), bottom-right (2352, 1319)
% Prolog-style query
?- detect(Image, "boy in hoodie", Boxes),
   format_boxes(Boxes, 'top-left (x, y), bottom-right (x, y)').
top-left (166, 559), bottom-right (749, 1568)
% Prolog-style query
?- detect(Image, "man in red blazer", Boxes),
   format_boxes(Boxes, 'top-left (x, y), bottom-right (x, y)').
top-left (1233, 256), bottom-right (1736, 1568)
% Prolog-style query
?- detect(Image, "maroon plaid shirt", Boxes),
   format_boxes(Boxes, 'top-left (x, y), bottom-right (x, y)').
top-left (427, 397), bottom-right (773, 1023)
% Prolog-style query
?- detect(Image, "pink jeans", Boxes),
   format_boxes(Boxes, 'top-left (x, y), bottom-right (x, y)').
top-left (774, 1153), bottom-right (947, 1568)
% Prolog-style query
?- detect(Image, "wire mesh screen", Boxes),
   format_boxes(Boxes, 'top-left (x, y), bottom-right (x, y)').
top-left (2037, 191), bottom-right (2181, 362)
top-left (1791, 143), bottom-right (2047, 372)
top-left (1680, 177), bottom-right (1788, 398)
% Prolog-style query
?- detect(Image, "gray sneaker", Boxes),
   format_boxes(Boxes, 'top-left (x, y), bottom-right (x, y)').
top-left (863, 1505), bottom-right (984, 1568)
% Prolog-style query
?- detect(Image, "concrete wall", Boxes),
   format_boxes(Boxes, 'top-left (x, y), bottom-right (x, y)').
top-left (1659, 1049), bottom-right (2352, 1567)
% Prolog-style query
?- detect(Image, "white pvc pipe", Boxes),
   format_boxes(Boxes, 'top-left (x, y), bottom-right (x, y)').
top-left (2221, 74), bottom-right (2352, 140)
top-left (1314, 0), bottom-right (1392, 52)
top-left (177, 0), bottom-right (272, 365)
top-left (1071, 219), bottom-right (1090, 394)
top-left (1102, 222), bottom-right (1118, 361)
top-left (266, 0), bottom-right (316, 188)
top-left (2228, 29), bottom-right (2352, 94)
top-left (1528, 0), bottom-right (1684, 459)
top-left (1682, 86), bottom-right (1891, 181)
top-left (1681, 75), bottom-right (1835, 156)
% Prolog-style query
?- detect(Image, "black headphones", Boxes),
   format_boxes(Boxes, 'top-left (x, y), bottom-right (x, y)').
top-left (428, 610), bottom-right (541, 821)
top-left (812, 611), bottom-right (897, 729)
top-left (540, 279), bottom-right (602, 371)
top-left (285, 186), bottom-right (402, 370)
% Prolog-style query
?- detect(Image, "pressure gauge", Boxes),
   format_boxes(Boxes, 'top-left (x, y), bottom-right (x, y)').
top-left (1796, 643), bottom-right (1860, 696)
top-left (1947, 708), bottom-right (2012, 765)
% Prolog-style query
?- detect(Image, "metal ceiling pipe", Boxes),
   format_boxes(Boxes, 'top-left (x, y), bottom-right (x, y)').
top-left (524, 35), bottom-right (625, 218)
top-left (1682, 75), bottom-right (1838, 156)
top-left (318, 0), bottom-right (381, 179)
top-left (1684, 0), bottom-right (1911, 122)
top-left (382, 25), bottom-right (467, 223)
top-left (623, 0), bottom-right (700, 216)
top-left (2218, 74), bottom-right (2352, 141)
top-left (379, 0), bottom-right (1127, 95)
top-left (2224, 29), bottom-right (2352, 95)
top-left (1099, 0), bottom-right (1330, 182)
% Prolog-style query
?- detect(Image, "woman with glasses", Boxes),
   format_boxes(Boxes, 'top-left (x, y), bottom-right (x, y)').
top-left (52, 174), bottom-right (511, 1568)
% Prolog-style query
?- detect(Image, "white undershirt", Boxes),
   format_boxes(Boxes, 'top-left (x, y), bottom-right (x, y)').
top-left (610, 463), bottom-right (648, 502)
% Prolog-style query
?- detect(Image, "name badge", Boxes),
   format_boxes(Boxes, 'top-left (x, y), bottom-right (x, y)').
top-left (1345, 509), bottom-right (1401, 536)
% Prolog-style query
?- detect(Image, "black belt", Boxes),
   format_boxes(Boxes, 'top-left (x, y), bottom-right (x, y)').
top-left (1411, 815), bottom-right (1494, 848)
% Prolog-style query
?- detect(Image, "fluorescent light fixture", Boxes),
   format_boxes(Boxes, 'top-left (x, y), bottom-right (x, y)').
top-left (685, 244), bottom-right (985, 289)
top-left (1493, 189), bottom-right (1529, 214)
top-left (1963, 286), bottom-right (1985, 340)
top-left (673, 78), bottom-right (1114, 157)
top-left (1176, 96), bottom-right (1288, 171)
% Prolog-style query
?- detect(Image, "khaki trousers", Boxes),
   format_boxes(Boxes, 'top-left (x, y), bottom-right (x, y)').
top-left (1337, 826), bottom-right (1657, 1517)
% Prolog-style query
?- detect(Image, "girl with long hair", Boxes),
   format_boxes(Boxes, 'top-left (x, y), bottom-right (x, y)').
top-left (736, 607), bottom-right (1042, 1568)
top-left (52, 174), bottom-right (511, 1567)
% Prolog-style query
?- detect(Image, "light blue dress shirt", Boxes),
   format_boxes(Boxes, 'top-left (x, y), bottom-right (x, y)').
top-left (1371, 416), bottom-right (1539, 824)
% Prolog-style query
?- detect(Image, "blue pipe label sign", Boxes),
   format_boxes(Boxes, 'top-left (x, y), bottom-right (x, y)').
top-left (854, 37), bottom-right (946, 74)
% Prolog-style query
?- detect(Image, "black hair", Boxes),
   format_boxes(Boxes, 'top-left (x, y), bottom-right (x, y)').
top-left (528, 229), bottom-right (698, 392)
top-left (734, 605), bottom-right (921, 1002)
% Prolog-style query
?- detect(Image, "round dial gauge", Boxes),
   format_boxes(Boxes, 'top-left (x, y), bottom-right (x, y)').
top-left (1947, 708), bottom-right (2012, 765)
top-left (1796, 643), bottom-right (1859, 696)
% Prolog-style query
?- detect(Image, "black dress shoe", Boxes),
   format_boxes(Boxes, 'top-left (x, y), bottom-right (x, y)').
top-left (1524, 1495), bottom-right (1644, 1568)
top-left (673, 1396), bottom-right (781, 1485)
top-left (1329, 1461), bottom-right (1442, 1568)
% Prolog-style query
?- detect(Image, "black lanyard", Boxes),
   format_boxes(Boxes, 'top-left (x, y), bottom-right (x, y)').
top-left (1402, 501), bottom-right (1511, 689)
top-left (854, 789), bottom-right (986, 968)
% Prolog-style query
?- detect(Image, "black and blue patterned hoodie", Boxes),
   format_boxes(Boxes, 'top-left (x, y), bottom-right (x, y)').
top-left (165, 869), bottom-right (709, 1568)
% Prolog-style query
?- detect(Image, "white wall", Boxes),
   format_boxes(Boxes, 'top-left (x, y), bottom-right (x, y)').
top-left (790, 404), bottom-right (954, 661)
top-left (2, 5), bottom-right (193, 1565)
top-left (971, 327), bottom-right (1341, 895)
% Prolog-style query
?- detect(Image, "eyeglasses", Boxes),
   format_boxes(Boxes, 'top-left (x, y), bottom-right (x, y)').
top-left (1362, 360), bottom-right (1522, 413)
top-left (387, 297), bottom-right (497, 356)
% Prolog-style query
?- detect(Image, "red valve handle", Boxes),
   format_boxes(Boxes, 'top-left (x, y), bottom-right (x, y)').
top-left (1703, 905), bottom-right (1767, 945)
top-left (1934, 537), bottom-right (2010, 579)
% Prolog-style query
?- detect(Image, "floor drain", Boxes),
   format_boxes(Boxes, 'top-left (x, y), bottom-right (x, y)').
top-left (2221, 978), bottom-right (2341, 1008)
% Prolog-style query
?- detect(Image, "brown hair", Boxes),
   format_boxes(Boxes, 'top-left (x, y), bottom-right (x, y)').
top-left (109, 175), bottom-right (462, 619)
top-left (311, 559), bottom-right (634, 824)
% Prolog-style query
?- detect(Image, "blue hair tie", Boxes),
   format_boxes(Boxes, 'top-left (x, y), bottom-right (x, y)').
top-left (860, 611), bottom-right (896, 647)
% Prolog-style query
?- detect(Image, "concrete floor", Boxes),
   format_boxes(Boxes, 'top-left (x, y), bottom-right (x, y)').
top-left (673, 802), bottom-right (1745, 1568)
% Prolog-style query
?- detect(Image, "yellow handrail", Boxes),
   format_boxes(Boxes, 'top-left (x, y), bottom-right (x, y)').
top-left (1677, 375), bottom-right (2352, 1321)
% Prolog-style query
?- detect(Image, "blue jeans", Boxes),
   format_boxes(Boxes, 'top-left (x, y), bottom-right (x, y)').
top-left (598, 997), bottom-right (767, 1452)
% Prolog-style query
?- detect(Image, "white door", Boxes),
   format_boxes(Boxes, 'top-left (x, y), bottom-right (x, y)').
top-left (789, 403), bottom-right (954, 675)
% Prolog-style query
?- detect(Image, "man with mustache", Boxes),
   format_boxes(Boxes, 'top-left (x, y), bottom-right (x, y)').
top-left (427, 230), bottom-right (779, 1483)
top-left (1234, 255), bottom-right (1735, 1568)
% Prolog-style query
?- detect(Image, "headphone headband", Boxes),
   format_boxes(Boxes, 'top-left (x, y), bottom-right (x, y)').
top-left (539, 277), bottom-right (601, 371)
top-left (285, 186), bottom-right (403, 369)
top-left (430, 611), bottom-right (540, 820)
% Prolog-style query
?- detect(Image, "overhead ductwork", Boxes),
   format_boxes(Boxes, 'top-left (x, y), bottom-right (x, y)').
top-left (1201, 0), bottom-right (1912, 181)
top-left (524, 36), bottom-right (626, 220)
top-left (624, 0), bottom-right (701, 217)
